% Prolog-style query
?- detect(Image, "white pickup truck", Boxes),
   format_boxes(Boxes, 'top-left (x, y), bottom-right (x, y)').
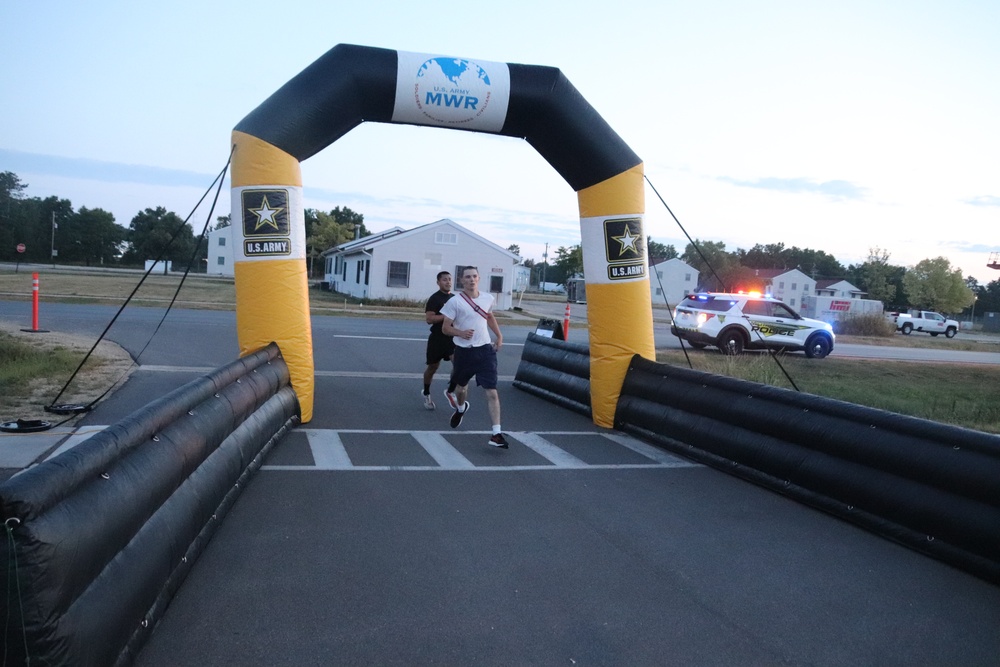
top-left (886, 310), bottom-right (959, 338)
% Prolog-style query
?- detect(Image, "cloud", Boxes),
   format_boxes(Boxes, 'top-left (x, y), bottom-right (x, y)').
top-left (0, 149), bottom-right (219, 189)
top-left (965, 195), bottom-right (1000, 207)
top-left (719, 175), bottom-right (867, 201)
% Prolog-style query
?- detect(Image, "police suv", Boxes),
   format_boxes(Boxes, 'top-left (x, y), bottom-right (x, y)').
top-left (671, 292), bottom-right (835, 358)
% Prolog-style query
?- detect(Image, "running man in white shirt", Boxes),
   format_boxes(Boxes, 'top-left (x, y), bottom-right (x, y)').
top-left (440, 266), bottom-right (508, 448)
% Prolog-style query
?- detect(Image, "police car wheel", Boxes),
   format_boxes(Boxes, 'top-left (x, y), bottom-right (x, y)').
top-left (805, 334), bottom-right (832, 359)
top-left (717, 330), bottom-right (745, 355)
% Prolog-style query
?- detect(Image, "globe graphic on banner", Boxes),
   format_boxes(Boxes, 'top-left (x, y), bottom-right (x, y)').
top-left (414, 57), bottom-right (493, 125)
top-left (418, 57), bottom-right (491, 86)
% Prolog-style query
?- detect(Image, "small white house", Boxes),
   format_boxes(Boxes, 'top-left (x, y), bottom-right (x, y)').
top-left (768, 269), bottom-right (815, 309)
top-left (815, 279), bottom-right (865, 298)
top-left (206, 226), bottom-right (235, 276)
top-left (650, 258), bottom-right (699, 306)
top-left (323, 219), bottom-right (521, 310)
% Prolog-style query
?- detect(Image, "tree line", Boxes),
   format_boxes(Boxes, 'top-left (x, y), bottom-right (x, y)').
top-left (2, 169), bottom-right (993, 316)
top-left (0, 171), bottom-right (367, 276)
top-left (529, 237), bottom-right (989, 317)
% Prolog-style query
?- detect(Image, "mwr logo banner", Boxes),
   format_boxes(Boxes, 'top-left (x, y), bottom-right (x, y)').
top-left (392, 51), bottom-right (510, 132)
top-left (579, 215), bottom-right (648, 284)
top-left (232, 186), bottom-right (305, 262)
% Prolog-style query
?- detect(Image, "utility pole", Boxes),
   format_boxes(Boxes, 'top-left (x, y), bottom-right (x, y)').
top-left (50, 211), bottom-right (57, 267)
top-left (541, 242), bottom-right (548, 294)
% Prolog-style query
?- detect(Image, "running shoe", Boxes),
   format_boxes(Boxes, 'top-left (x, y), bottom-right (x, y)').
top-left (443, 389), bottom-right (459, 410)
top-left (449, 401), bottom-right (469, 429)
top-left (422, 391), bottom-right (435, 410)
top-left (488, 433), bottom-right (509, 449)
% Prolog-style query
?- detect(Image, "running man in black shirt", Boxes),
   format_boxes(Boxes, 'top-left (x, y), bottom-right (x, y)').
top-left (421, 271), bottom-right (455, 409)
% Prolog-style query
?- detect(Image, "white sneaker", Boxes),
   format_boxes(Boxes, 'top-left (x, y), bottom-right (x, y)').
top-left (422, 391), bottom-right (435, 410)
top-left (443, 389), bottom-right (459, 410)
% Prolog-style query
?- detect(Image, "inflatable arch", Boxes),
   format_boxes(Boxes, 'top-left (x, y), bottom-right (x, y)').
top-left (231, 44), bottom-right (655, 426)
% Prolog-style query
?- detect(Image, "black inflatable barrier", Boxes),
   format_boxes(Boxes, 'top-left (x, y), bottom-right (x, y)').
top-left (1, 343), bottom-right (301, 666)
top-left (614, 356), bottom-right (1000, 586)
top-left (513, 332), bottom-right (591, 416)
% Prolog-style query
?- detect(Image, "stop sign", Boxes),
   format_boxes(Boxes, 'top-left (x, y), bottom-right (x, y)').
top-left (16, 243), bottom-right (26, 253)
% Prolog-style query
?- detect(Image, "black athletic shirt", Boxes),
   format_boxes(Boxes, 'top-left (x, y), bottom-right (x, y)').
top-left (425, 291), bottom-right (454, 337)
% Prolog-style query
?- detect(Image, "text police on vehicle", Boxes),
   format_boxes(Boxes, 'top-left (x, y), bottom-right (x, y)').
top-left (671, 292), bottom-right (835, 358)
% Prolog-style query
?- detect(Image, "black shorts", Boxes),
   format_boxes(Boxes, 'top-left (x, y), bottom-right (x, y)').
top-left (426, 334), bottom-right (455, 365)
top-left (451, 344), bottom-right (498, 390)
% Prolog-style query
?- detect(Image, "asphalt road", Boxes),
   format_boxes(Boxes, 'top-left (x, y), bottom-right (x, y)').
top-left (1, 301), bottom-right (998, 665)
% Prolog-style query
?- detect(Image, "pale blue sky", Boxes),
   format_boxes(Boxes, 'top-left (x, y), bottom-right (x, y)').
top-left (2, 1), bottom-right (998, 282)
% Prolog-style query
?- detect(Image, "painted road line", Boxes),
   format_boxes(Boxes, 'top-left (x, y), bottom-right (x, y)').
top-left (602, 432), bottom-right (700, 468)
top-left (512, 432), bottom-right (589, 468)
top-left (305, 429), bottom-right (353, 469)
top-left (137, 366), bottom-right (516, 381)
top-left (333, 334), bottom-right (524, 347)
top-left (412, 432), bottom-right (475, 469)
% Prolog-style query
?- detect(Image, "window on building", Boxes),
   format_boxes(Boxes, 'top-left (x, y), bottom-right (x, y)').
top-left (790, 298), bottom-right (796, 306)
top-left (364, 259), bottom-right (370, 286)
top-left (217, 257), bottom-right (225, 265)
top-left (356, 262), bottom-right (363, 283)
top-left (779, 281), bottom-right (784, 289)
top-left (655, 287), bottom-right (662, 296)
top-left (684, 273), bottom-right (691, 281)
top-left (218, 236), bottom-right (226, 246)
top-left (656, 271), bottom-right (663, 279)
top-left (489, 275), bottom-right (503, 293)
top-left (387, 261), bottom-right (410, 287)
top-left (435, 231), bottom-right (458, 245)
top-left (342, 261), bottom-right (347, 281)
top-left (792, 282), bottom-right (797, 291)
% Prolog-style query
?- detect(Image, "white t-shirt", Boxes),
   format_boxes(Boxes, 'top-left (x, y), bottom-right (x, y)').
top-left (439, 291), bottom-right (495, 348)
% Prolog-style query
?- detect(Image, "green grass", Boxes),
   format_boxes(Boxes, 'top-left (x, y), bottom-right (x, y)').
top-left (655, 349), bottom-right (1000, 434)
top-left (0, 331), bottom-right (86, 392)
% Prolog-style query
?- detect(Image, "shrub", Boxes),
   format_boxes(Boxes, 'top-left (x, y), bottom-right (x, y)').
top-left (836, 313), bottom-right (895, 337)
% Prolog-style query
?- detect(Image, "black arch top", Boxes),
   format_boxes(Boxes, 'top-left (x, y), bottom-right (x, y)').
top-left (234, 44), bottom-right (641, 192)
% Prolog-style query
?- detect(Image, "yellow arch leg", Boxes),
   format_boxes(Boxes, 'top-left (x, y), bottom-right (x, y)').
top-left (231, 131), bottom-right (314, 422)
top-left (578, 164), bottom-right (655, 427)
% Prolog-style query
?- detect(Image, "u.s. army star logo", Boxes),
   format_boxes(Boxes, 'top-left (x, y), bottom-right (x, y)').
top-left (242, 189), bottom-right (290, 237)
top-left (604, 218), bottom-right (645, 262)
top-left (603, 217), bottom-right (646, 280)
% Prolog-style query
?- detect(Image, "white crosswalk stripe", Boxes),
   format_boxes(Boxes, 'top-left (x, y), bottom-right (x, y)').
top-left (262, 430), bottom-right (701, 472)
top-left (514, 432), bottom-right (589, 468)
top-left (37, 427), bottom-right (700, 473)
top-left (304, 429), bottom-right (352, 468)
top-left (412, 432), bottom-right (475, 469)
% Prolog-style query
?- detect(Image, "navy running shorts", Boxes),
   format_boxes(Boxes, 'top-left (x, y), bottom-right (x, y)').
top-left (451, 343), bottom-right (498, 390)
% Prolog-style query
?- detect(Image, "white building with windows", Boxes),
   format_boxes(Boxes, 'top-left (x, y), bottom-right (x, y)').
top-left (649, 258), bottom-right (699, 307)
top-left (323, 219), bottom-right (521, 310)
top-left (767, 269), bottom-right (815, 309)
top-left (206, 226), bottom-right (235, 276)
top-left (815, 279), bottom-right (865, 298)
